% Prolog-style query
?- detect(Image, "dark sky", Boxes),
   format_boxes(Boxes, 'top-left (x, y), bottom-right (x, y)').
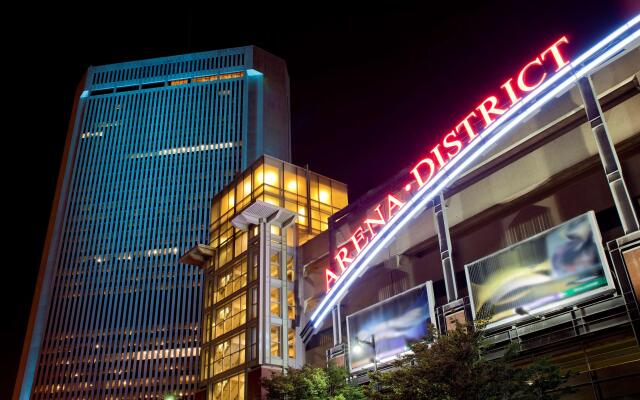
top-left (5, 1), bottom-right (639, 396)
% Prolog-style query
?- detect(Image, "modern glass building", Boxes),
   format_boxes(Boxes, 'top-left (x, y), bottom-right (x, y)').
top-left (16, 46), bottom-right (291, 400)
top-left (181, 155), bottom-right (347, 399)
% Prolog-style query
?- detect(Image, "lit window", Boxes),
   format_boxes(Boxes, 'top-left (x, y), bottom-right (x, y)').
top-left (263, 163), bottom-right (280, 188)
top-left (249, 327), bottom-right (257, 361)
top-left (218, 71), bottom-right (245, 80)
top-left (243, 178), bottom-right (251, 198)
top-left (193, 75), bottom-right (218, 83)
top-left (233, 231), bottom-right (248, 257)
top-left (286, 254), bottom-right (294, 281)
top-left (251, 287), bottom-right (258, 318)
top-left (297, 206), bottom-right (307, 225)
top-left (212, 372), bottom-right (245, 400)
top-left (254, 166), bottom-right (264, 187)
top-left (215, 261), bottom-right (247, 303)
top-left (270, 288), bottom-right (281, 318)
top-left (264, 195), bottom-right (279, 206)
top-left (288, 329), bottom-right (296, 358)
top-left (270, 325), bottom-right (281, 357)
top-left (287, 290), bottom-right (295, 320)
top-left (214, 295), bottom-right (246, 338)
top-left (319, 190), bottom-right (330, 204)
top-left (270, 251), bottom-right (281, 278)
top-left (265, 171), bottom-right (277, 186)
top-left (213, 332), bottom-right (246, 374)
top-left (331, 184), bottom-right (348, 209)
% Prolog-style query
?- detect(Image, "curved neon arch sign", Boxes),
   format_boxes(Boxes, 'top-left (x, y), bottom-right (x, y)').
top-left (307, 15), bottom-right (640, 332)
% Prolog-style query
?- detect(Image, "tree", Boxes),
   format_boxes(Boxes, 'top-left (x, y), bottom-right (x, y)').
top-left (367, 322), bottom-right (572, 400)
top-left (262, 363), bottom-right (366, 400)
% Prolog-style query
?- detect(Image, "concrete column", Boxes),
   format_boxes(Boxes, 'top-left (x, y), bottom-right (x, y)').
top-left (258, 219), bottom-right (269, 364)
top-left (578, 76), bottom-right (639, 234)
top-left (331, 305), bottom-right (343, 346)
top-left (434, 192), bottom-right (458, 302)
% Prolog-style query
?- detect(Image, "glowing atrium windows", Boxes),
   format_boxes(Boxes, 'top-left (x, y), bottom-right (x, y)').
top-left (211, 373), bottom-right (245, 400)
top-left (214, 294), bottom-right (246, 338)
top-left (270, 325), bottom-right (281, 357)
top-left (196, 155), bottom-right (348, 397)
top-left (215, 260), bottom-right (248, 303)
top-left (270, 288), bottom-right (281, 318)
top-left (213, 332), bottom-right (246, 374)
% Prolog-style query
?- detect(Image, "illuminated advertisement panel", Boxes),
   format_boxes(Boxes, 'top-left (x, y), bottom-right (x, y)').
top-left (346, 282), bottom-right (436, 372)
top-left (465, 211), bottom-right (615, 330)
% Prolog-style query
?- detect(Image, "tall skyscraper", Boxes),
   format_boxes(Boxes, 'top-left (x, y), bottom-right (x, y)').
top-left (16, 46), bottom-right (291, 400)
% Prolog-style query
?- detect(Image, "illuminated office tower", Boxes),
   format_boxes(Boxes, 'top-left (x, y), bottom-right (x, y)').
top-left (16, 46), bottom-right (291, 400)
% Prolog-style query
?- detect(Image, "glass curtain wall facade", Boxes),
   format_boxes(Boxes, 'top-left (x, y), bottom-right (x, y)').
top-left (191, 155), bottom-right (347, 400)
top-left (17, 46), bottom-right (291, 400)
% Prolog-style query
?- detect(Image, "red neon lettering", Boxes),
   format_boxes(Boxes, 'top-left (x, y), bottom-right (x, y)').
top-left (410, 157), bottom-right (436, 188)
top-left (442, 130), bottom-right (462, 159)
top-left (324, 36), bottom-right (572, 295)
top-left (517, 57), bottom-right (546, 92)
top-left (387, 194), bottom-right (405, 218)
top-left (500, 78), bottom-right (521, 106)
top-left (476, 96), bottom-right (506, 127)
top-left (350, 227), bottom-right (369, 253)
top-left (334, 247), bottom-right (353, 272)
top-left (455, 111), bottom-right (478, 141)
top-left (364, 205), bottom-right (386, 238)
top-left (541, 36), bottom-right (570, 71)
top-left (325, 268), bottom-right (339, 291)
top-left (430, 144), bottom-right (447, 169)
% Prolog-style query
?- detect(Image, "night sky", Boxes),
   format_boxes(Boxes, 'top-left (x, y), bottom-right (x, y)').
top-left (6, 1), bottom-right (639, 396)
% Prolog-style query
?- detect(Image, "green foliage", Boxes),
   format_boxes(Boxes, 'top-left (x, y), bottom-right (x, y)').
top-left (261, 363), bottom-right (366, 400)
top-left (367, 322), bottom-right (572, 400)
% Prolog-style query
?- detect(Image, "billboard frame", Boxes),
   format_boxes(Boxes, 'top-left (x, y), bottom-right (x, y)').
top-left (345, 281), bottom-right (436, 373)
top-left (464, 210), bottom-right (616, 331)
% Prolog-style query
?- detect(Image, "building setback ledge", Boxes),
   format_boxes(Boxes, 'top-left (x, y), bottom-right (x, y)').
top-left (180, 244), bottom-right (215, 268)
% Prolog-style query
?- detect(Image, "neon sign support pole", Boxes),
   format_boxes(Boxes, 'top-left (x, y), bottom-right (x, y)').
top-left (331, 304), bottom-right (342, 346)
top-left (434, 192), bottom-right (458, 302)
top-left (577, 76), bottom-right (639, 234)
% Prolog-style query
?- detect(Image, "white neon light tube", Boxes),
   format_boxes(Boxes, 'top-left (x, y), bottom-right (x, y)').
top-left (309, 16), bottom-right (640, 329)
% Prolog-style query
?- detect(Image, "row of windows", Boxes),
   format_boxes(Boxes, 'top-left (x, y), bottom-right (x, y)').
top-left (214, 260), bottom-right (247, 304)
top-left (35, 374), bottom-right (197, 394)
top-left (213, 159), bottom-right (347, 219)
top-left (212, 332), bottom-right (245, 376)
top-left (270, 248), bottom-right (295, 281)
top-left (91, 51), bottom-right (245, 85)
top-left (269, 289), bottom-right (295, 321)
top-left (269, 326), bottom-right (296, 359)
top-left (170, 72), bottom-right (245, 86)
top-left (210, 157), bottom-right (347, 247)
top-left (211, 222), bottom-right (297, 275)
top-left (130, 141), bottom-right (238, 159)
top-left (214, 295), bottom-right (246, 339)
top-left (209, 372), bottom-right (245, 400)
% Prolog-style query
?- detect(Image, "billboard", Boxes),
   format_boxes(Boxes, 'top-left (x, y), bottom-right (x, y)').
top-left (622, 247), bottom-right (640, 302)
top-left (346, 282), bottom-right (436, 372)
top-left (465, 211), bottom-right (615, 330)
